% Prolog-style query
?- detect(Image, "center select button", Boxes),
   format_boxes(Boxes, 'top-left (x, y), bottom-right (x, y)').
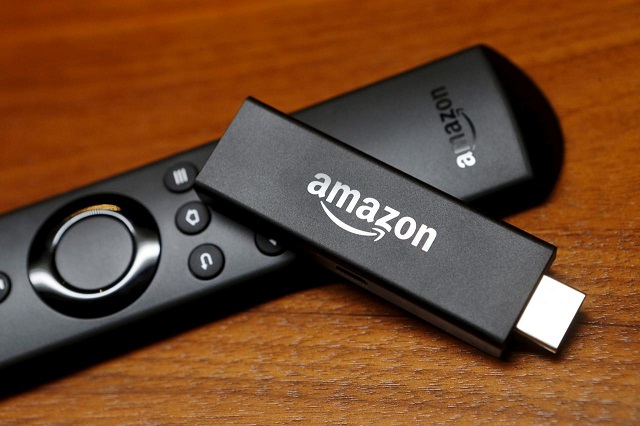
top-left (54, 215), bottom-right (134, 291)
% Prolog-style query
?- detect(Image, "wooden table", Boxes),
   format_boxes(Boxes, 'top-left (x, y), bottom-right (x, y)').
top-left (0, 0), bottom-right (638, 423)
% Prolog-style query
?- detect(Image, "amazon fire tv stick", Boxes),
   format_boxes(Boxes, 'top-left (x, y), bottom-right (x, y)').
top-left (195, 99), bottom-right (585, 357)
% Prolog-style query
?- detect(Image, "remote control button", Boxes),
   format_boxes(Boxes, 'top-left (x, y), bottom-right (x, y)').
top-left (164, 163), bottom-right (198, 192)
top-left (55, 216), bottom-right (134, 291)
top-left (28, 195), bottom-right (160, 318)
top-left (0, 272), bottom-right (10, 303)
top-left (189, 244), bottom-right (224, 280)
top-left (176, 202), bottom-right (210, 235)
top-left (255, 234), bottom-right (285, 256)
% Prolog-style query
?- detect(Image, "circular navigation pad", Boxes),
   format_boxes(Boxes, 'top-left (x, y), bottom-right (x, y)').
top-left (28, 194), bottom-right (161, 318)
top-left (55, 216), bottom-right (134, 291)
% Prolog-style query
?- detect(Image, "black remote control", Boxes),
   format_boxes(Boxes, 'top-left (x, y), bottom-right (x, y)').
top-left (0, 45), bottom-right (562, 368)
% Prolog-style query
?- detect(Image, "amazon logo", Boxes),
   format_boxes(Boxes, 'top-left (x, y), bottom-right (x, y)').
top-left (307, 173), bottom-right (437, 252)
top-left (431, 86), bottom-right (477, 168)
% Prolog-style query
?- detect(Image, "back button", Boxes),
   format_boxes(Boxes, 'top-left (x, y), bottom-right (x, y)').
top-left (189, 244), bottom-right (224, 280)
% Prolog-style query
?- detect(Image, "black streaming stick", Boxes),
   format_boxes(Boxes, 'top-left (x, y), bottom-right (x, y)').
top-left (0, 45), bottom-right (563, 369)
top-left (196, 99), bottom-right (585, 357)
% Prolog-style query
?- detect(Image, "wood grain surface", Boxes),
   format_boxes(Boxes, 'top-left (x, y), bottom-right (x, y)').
top-left (0, 0), bottom-right (638, 423)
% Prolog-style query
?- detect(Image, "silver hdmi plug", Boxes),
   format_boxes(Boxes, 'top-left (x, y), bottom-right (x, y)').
top-left (516, 275), bottom-right (585, 353)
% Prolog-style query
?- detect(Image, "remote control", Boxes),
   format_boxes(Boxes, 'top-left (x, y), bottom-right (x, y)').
top-left (0, 45), bottom-right (562, 368)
